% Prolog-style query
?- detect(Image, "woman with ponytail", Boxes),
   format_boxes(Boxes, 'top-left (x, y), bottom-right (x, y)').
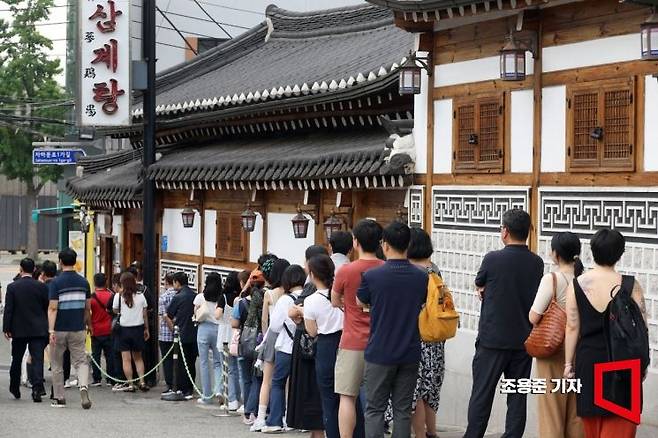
top-left (529, 232), bottom-right (584, 438)
top-left (304, 254), bottom-right (344, 438)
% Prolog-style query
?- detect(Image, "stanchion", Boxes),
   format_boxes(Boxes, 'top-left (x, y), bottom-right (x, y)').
top-left (162, 326), bottom-right (185, 401)
top-left (212, 343), bottom-right (236, 417)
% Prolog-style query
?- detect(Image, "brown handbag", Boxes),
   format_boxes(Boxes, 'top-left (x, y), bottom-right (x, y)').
top-left (525, 272), bottom-right (567, 358)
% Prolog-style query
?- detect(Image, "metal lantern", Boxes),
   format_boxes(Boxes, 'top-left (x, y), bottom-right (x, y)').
top-left (291, 210), bottom-right (310, 239)
top-left (323, 211), bottom-right (343, 241)
top-left (241, 205), bottom-right (257, 232)
top-left (641, 11), bottom-right (658, 61)
top-left (181, 206), bottom-right (196, 228)
top-left (500, 36), bottom-right (526, 81)
top-left (399, 56), bottom-right (422, 95)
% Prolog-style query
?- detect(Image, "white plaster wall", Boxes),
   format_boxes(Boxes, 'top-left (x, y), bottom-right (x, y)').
top-left (162, 208), bottom-right (201, 256)
top-left (543, 33), bottom-right (640, 73)
top-left (204, 210), bottom-right (217, 258)
top-left (510, 89), bottom-right (534, 173)
top-left (413, 51), bottom-right (430, 174)
top-left (112, 215), bottom-right (123, 243)
top-left (645, 75), bottom-right (658, 171)
top-left (249, 214), bottom-right (264, 263)
top-left (266, 212), bottom-right (314, 266)
top-left (434, 99), bottom-right (453, 174)
top-left (96, 213), bottom-right (109, 236)
top-left (540, 85), bottom-right (567, 172)
top-left (435, 52), bottom-right (534, 87)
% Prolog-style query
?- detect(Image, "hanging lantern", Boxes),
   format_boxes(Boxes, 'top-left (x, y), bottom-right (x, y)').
top-left (291, 210), bottom-right (310, 239)
top-left (398, 55), bottom-right (422, 95)
top-left (641, 10), bottom-right (658, 61)
top-left (323, 211), bottom-right (343, 241)
top-left (500, 35), bottom-right (526, 81)
top-left (241, 205), bottom-right (257, 232)
top-left (181, 207), bottom-right (196, 228)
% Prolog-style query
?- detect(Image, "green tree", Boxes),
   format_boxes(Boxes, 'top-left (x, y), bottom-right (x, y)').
top-left (0, 0), bottom-right (68, 259)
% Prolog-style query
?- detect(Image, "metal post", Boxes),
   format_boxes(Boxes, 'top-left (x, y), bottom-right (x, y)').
top-left (142, 0), bottom-right (158, 385)
top-left (162, 326), bottom-right (185, 401)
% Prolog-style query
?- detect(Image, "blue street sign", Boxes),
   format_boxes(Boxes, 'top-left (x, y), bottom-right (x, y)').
top-left (32, 148), bottom-right (86, 165)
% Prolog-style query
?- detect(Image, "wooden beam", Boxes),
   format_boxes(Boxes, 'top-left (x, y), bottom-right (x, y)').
top-left (432, 173), bottom-right (533, 186)
top-left (434, 76), bottom-right (534, 99)
top-left (539, 171), bottom-right (658, 186)
top-left (424, 32), bottom-right (436, 234)
top-left (542, 60), bottom-right (658, 87)
top-left (529, 18), bottom-right (543, 252)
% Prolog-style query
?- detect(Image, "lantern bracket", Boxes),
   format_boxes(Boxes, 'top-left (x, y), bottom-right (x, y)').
top-left (244, 202), bottom-right (265, 220)
top-left (507, 30), bottom-right (538, 59)
top-left (406, 50), bottom-right (433, 77)
top-left (296, 203), bottom-right (318, 222)
top-left (326, 207), bottom-right (354, 230)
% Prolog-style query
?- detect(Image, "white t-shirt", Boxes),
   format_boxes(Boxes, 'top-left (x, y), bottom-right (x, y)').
top-left (193, 293), bottom-right (220, 325)
top-left (270, 291), bottom-right (301, 354)
top-left (113, 293), bottom-right (147, 327)
top-left (303, 289), bottom-right (344, 335)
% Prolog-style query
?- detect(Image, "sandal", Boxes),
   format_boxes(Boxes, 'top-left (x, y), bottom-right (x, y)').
top-left (138, 383), bottom-right (150, 392)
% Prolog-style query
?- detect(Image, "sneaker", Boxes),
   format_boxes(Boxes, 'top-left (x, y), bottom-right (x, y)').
top-left (113, 383), bottom-right (131, 392)
top-left (261, 426), bottom-right (283, 434)
top-left (183, 392), bottom-right (194, 401)
top-left (236, 405), bottom-right (245, 414)
top-left (50, 399), bottom-right (66, 408)
top-left (197, 398), bottom-right (213, 405)
top-left (250, 418), bottom-right (266, 432)
top-left (80, 388), bottom-right (92, 410)
top-left (63, 381), bottom-right (71, 389)
top-left (124, 385), bottom-right (136, 393)
top-left (106, 382), bottom-right (113, 388)
top-left (69, 379), bottom-right (78, 387)
top-left (90, 381), bottom-right (102, 387)
top-left (228, 400), bottom-right (240, 411)
top-left (161, 387), bottom-right (174, 396)
top-left (243, 414), bottom-right (256, 425)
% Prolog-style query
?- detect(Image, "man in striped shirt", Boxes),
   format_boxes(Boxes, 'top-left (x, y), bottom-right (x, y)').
top-left (48, 248), bottom-right (92, 409)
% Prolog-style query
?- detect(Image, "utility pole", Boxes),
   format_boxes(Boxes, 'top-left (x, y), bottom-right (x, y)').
top-left (143, 0), bottom-right (158, 384)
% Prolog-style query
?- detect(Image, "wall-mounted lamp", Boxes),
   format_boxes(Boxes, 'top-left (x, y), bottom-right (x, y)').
top-left (641, 8), bottom-right (658, 61)
top-left (500, 30), bottom-right (538, 81)
top-left (399, 51), bottom-right (433, 95)
top-left (181, 190), bottom-right (201, 228)
top-left (291, 204), bottom-right (318, 239)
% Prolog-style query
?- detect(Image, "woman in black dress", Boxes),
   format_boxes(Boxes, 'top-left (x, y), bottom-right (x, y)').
top-left (564, 229), bottom-right (648, 438)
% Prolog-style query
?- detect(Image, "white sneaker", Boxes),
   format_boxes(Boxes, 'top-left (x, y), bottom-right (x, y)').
top-left (250, 418), bottom-right (266, 432)
top-left (236, 405), bottom-right (245, 414)
top-left (261, 426), bottom-right (283, 434)
top-left (197, 398), bottom-right (213, 405)
top-left (228, 400), bottom-right (240, 411)
top-left (64, 381), bottom-right (71, 389)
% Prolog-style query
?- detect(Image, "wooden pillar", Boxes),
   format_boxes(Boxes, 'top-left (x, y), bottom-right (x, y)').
top-left (529, 19), bottom-right (543, 252)
top-left (199, 190), bottom-right (205, 290)
top-left (424, 33), bottom-right (435, 234)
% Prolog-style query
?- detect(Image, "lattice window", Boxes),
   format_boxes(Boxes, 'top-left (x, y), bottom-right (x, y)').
top-left (216, 212), bottom-right (247, 261)
top-left (567, 78), bottom-right (635, 172)
top-left (453, 94), bottom-right (504, 173)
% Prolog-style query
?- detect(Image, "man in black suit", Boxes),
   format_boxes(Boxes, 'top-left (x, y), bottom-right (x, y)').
top-left (3, 258), bottom-right (49, 402)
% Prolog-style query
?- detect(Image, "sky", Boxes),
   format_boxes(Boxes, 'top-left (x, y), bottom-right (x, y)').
top-left (0, 0), bottom-right (367, 82)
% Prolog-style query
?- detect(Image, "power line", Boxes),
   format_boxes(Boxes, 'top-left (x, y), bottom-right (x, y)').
top-left (192, 0), bottom-right (232, 39)
top-left (131, 6), bottom-right (250, 29)
top-left (155, 6), bottom-right (197, 55)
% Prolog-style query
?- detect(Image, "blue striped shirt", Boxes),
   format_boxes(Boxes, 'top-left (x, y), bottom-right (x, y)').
top-left (49, 271), bottom-right (91, 332)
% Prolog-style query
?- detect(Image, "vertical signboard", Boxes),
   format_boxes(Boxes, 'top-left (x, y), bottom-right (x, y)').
top-left (79, 0), bottom-right (131, 126)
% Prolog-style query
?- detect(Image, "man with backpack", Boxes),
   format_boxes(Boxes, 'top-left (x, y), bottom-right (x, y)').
top-left (90, 273), bottom-right (115, 387)
top-left (356, 222), bottom-right (428, 438)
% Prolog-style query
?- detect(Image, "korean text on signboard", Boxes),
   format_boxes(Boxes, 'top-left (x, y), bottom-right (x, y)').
top-left (32, 149), bottom-right (86, 165)
top-left (79, 0), bottom-right (131, 126)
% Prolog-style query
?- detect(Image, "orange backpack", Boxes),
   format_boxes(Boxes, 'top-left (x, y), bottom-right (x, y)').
top-left (418, 272), bottom-right (460, 342)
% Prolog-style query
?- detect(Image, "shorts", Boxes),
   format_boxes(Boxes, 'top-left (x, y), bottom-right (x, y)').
top-left (262, 332), bottom-right (277, 363)
top-left (118, 325), bottom-right (146, 352)
top-left (334, 348), bottom-right (365, 396)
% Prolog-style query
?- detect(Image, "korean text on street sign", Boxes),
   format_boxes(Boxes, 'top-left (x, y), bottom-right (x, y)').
top-left (32, 149), bottom-right (86, 165)
top-left (79, 0), bottom-right (131, 126)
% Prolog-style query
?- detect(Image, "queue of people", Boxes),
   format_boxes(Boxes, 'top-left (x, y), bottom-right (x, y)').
top-left (1, 209), bottom-right (650, 438)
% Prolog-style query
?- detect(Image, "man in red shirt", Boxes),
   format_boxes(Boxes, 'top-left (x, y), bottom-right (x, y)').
top-left (89, 273), bottom-right (114, 386)
top-left (331, 219), bottom-right (384, 438)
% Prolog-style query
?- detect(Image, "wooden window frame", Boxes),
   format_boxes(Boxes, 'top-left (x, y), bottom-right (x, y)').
top-left (566, 77), bottom-right (636, 173)
top-left (215, 211), bottom-right (248, 262)
top-left (452, 93), bottom-right (505, 174)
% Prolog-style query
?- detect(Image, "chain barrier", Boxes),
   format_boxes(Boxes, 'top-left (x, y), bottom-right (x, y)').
top-left (87, 341), bottom-right (175, 385)
top-left (176, 335), bottom-right (206, 399)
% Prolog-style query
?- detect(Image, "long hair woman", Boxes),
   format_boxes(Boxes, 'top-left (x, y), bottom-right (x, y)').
top-left (529, 232), bottom-right (584, 438)
top-left (112, 272), bottom-right (149, 392)
top-left (194, 272), bottom-right (224, 404)
top-left (564, 229), bottom-right (648, 438)
top-left (217, 271), bottom-right (243, 411)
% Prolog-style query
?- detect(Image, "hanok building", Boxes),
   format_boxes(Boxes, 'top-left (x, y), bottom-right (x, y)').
top-left (368, 0), bottom-right (658, 432)
top-left (66, 4), bottom-right (415, 287)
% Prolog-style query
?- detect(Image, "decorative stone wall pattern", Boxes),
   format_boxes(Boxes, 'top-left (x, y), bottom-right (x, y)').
top-left (539, 187), bottom-right (658, 372)
top-left (431, 186), bottom-right (529, 332)
top-left (408, 186), bottom-right (424, 228)
top-left (160, 259), bottom-right (200, 292)
top-left (433, 186), bottom-right (529, 232)
top-left (201, 264), bottom-right (241, 288)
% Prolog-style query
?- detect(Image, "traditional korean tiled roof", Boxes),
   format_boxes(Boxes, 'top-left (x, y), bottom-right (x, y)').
top-left (65, 149), bottom-right (143, 208)
top-left (130, 4), bottom-right (414, 120)
top-left (147, 128), bottom-right (412, 191)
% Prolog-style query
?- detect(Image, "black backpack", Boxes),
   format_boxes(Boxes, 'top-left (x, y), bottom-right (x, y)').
top-left (603, 275), bottom-right (650, 404)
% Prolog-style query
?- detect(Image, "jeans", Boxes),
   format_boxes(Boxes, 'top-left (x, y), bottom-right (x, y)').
top-left (239, 357), bottom-right (262, 416)
top-left (464, 346), bottom-right (532, 438)
top-left (51, 331), bottom-right (90, 401)
top-left (227, 353), bottom-right (241, 403)
top-left (315, 332), bottom-right (342, 438)
top-left (266, 351), bottom-right (292, 427)
top-left (197, 322), bottom-right (223, 399)
top-left (91, 335), bottom-right (114, 383)
top-left (159, 341), bottom-right (174, 387)
top-left (177, 342), bottom-right (198, 395)
top-left (364, 361), bottom-right (419, 438)
top-left (10, 337), bottom-right (47, 395)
